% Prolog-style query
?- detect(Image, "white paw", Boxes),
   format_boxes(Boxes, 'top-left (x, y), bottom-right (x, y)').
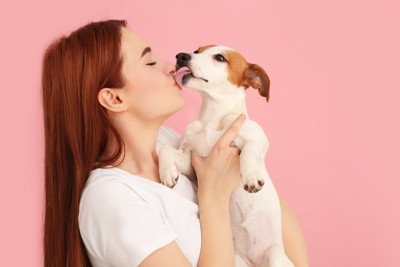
top-left (241, 171), bottom-right (265, 193)
top-left (159, 163), bottom-right (180, 188)
top-left (158, 145), bottom-right (181, 188)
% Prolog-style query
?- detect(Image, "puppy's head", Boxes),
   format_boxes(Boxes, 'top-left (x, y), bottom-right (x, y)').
top-left (175, 45), bottom-right (270, 101)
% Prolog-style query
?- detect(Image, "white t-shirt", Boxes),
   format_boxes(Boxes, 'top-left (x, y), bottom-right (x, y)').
top-left (78, 126), bottom-right (201, 267)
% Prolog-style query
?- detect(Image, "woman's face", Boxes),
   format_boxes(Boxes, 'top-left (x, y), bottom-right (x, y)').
top-left (119, 27), bottom-right (185, 122)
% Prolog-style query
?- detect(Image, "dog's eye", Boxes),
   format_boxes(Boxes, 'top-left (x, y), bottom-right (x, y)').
top-left (194, 50), bottom-right (199, 54)
top-left (214, 54), bottom-right (227, 62)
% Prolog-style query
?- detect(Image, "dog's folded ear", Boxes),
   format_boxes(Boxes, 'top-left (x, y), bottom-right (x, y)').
top-left (242, 64), bottom-right (270, 102)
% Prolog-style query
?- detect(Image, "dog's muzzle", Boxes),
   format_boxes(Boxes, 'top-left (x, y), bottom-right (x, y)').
top-left (175, 52), bottom-right (209, 84)
top-left (176, 53), bottom-right (191, 69)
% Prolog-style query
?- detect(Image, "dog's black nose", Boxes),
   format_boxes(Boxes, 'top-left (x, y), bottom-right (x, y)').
top-left (176, 53), bottom-right (191, 67)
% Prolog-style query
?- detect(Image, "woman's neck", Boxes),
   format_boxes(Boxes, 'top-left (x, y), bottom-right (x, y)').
top-left (102, 116), bottom-right (163, 183)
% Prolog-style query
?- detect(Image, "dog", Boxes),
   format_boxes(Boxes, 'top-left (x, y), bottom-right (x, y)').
top-left (158, 45), bottom-right (294, 267)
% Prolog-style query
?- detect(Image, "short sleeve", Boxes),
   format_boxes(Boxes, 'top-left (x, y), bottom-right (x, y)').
top-left (79, 180), bottom-right (177, 266)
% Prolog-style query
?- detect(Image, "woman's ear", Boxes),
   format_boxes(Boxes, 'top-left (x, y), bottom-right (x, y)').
top-left (98, 88), bottom-right (128, 112)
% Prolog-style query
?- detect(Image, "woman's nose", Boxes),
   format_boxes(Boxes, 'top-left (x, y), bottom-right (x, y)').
top-left (163, 61), bottom-right (176, 76)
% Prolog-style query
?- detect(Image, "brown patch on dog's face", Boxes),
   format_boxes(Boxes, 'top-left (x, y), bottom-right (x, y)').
top-left (195, 45), bottom-right (216, 53)
top-left (224, 50), bottom-right (270, 101)
top-left (223, 51), bottom-right (249, 87)
top-left (184, 45), bottom-right (270, 101)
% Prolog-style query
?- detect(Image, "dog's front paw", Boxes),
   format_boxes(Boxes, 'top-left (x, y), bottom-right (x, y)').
top-left (159, 163), bottom-right (180, 188)
top-left (158, 145), bottom-right (181, 187)
top-left (242, 171), bottom-right (265, 193)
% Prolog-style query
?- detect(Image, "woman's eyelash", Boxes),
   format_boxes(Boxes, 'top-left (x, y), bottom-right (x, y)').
top-left (146, 62), bottom-right (157, 66)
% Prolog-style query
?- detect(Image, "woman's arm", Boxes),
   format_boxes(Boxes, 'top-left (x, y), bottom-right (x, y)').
top-left (280, 197), bottom-right (309, 267)
top-left (139, 196), bottom-right (238, 267)
top-left (140, 115), bottom-right (245, 267)
top-left (193, 115), bottom-right (244, 267)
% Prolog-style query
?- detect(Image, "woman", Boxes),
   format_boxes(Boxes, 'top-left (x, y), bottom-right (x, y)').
top-left (42, 20), bottom-right (308, 267)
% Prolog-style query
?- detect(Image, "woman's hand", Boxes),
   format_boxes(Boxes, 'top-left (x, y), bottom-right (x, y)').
top-left (191, 114), bottom-right (246, 267)
top-left (191, 114), bottom-right (245, 205)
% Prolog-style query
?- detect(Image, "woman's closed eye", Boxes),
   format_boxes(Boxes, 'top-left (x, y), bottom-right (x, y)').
top-left (146, 62), bottom-right (157, 66)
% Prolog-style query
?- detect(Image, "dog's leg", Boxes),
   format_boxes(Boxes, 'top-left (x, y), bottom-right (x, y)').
top-left (240, 141), bottom-right (266, 193)
top-left (255, 245), bottom-right (294, 267)
top-left (158, 145), bottom-right (193, 187)
top-left (235, 254), bottom-right (250, 267)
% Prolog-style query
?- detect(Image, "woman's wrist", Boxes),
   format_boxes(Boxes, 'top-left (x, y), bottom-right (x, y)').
top-left (198, 198), bottom-right (230, 221)
top-left (197, 197), bottom-right (235, 267)
top-left (197, 190), bottom-right (231, 211)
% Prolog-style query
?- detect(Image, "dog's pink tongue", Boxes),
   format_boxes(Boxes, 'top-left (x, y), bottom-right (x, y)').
top-left (174, 67), bottom-right (190, 90)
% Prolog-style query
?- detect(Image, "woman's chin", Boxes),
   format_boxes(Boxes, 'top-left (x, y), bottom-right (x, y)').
top-left (173, 99), bottom-right (186, 114)
top-left (161, 99), bottom-right (186, 121)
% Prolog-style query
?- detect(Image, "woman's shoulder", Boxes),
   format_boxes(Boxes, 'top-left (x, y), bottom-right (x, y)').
top-left (82, 167), bottom-right (161, 201)
top-left (80, 168), bottom-right (144, 209)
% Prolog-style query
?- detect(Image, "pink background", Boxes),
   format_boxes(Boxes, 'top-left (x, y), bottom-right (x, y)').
top-left (1, 0), bottom-right (399, 266)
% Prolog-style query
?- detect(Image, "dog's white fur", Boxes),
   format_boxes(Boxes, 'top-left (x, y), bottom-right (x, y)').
top-left (159, 46), bottom-right (294, 267)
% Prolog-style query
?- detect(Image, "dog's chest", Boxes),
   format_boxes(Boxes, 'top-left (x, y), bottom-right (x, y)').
top-left (180, 128), bottom-right (223, 156)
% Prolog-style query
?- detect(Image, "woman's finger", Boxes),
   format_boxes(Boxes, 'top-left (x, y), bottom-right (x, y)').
top-left (231, 146), bottom-right (241, 155)
top-left (215, 114), bottom-right (246, 148)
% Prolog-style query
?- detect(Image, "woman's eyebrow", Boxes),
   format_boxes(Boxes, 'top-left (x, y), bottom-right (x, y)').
top-left (141, 47), bottom-right (151, 58)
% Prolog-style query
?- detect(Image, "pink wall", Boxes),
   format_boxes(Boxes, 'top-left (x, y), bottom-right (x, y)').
top-left (1, 0), bottom-right (399, 266)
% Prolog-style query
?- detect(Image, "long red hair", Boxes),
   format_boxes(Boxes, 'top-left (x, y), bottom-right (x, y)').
top-left (42, 20), bottom-right (127, 267)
